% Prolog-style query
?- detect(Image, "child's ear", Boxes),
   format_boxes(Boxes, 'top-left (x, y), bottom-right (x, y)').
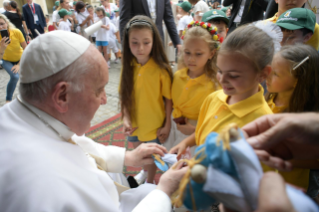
top-left (259, 65), bottom-right (272, 82)
top-left (303, 33), bottom-right (313, 43)
top-left (210, 49), bottom-right (217, 59)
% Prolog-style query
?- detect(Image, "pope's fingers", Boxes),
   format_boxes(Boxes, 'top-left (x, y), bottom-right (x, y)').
top-left (141, 157), bottom-right (154, 165)
top-left (243, 114), bottom-right (282, 137)
top-left (263, 156), bottom-right (293, 172)
top-left (254, 149), bottom-right (270, 161)
top-left (139, 144), bottom-right (167, 156)
top-left (257, 172), bottom-right (295, 212)
top-left (172, 160), bottom-right (184, 170)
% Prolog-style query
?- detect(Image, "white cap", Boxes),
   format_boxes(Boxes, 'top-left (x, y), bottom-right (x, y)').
top-left (20, 31), bottom-right (91, 83)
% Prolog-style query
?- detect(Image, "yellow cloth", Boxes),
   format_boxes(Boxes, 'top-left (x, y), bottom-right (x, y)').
top-left (171, 68), bottom-right (220, 120)
top-left (266, 13), bottom-right (319, 50)
top-left (268, 96), bottom-right (310, 190)
top-left (195, 85), bottom-right (273, 146)
top-left (131, 58), bottom-right (172, 141)
top-left (1, 28), bottom-right (24, 62)
top-left (267, 95), bottom-right (287, 113)
top-left (195, 86), bottom-right (273, 172)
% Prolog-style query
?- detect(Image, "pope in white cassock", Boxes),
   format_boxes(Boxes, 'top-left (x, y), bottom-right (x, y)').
top-left (0, 31), bottom-right (187, 212)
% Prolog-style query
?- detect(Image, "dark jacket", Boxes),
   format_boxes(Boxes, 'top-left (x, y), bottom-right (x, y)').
top-left (22, 3), bottom-right (46, 30)
top-left (120, 0), bottom-right (180, 46)
top-left (223, 0), bottom-right (269, 33)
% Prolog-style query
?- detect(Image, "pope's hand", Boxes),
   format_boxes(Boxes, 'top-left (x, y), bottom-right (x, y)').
top-left (243, 113), bottom-right (319, 171)
top-left (222, 172), bottom-right (296, 212)
top-left (157, 162), bottom-right (188, 197)
top-left (124, 143), bottom-right (167, 167)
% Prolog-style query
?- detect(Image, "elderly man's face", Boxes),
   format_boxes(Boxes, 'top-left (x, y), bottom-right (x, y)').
top-left (68, 46), bottom-right (108, 135)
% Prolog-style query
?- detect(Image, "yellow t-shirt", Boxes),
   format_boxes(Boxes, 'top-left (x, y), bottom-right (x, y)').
top-left (1, 28), bottom-right (25, 62)
top-left (266, 13), bottom-right (319, 50)
top-left (267, 95), bottom-right (287, 113)
top-left (171, 68), bottom-right (220, 120)
top-left (130, 58), bottom-right (172, 141)
top-left (267, 96), bottom-right (310, 190)
top-left (195, 85), bottom-right (273, 146)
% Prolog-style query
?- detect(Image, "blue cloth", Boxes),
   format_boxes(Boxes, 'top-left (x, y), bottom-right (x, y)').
top-left (2, 60), bottom-right (19, 101)
top-left (22, 3), bottom-right (46, 37)
top-left (127, 136), bottom-right (161, 145)
top-left (152, 155), bottom-right (170, 171)
top-left (96, 41), bottom-right (109, 46)
top-left (183, 132), bottom-right (239, 210)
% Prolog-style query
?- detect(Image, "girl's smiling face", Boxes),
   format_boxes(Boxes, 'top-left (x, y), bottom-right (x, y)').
top-left (217, 53), bottom-right (269, 102)
top-left (266, 53), bottom-right (297, 93)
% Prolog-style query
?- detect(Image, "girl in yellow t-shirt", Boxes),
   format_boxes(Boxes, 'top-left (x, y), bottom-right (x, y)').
top-left (164, 21), bottom-right (221, 153)
top-left (170, 22), bottom-right (277, 161)
top-left (266, 44), bottom-right (319, 193)
top-left (119, 16), bottom-right (173, 184)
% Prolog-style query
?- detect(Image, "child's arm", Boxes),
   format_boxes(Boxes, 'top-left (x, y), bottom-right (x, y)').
top-left (157, 98), bottom-right (172, 144)
top-left (123, 106), bottom-right (137, 136)
top-left (101, 24), bottom-right (110, 30)
top-left (169, 133), bottom-right (196, 160)
top-left (290, 159), bottom-right (319, 169)
top-left (116, 31), bottom-right (120, 43)
top-left (176, 118), bottom-right (196, 135)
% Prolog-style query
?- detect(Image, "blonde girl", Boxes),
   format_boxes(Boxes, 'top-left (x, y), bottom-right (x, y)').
top-left (266, 44), bottom-right (319, 193)
top-left (170, 22), bottom-right (275, 162)
top-left (119, 15), bottom-right (173, 184)
top-left (164, 21), bottom-right (221, 153)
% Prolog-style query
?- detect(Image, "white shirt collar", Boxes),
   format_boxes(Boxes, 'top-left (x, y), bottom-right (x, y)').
top-left (19, 96), bottom-right (75, 141)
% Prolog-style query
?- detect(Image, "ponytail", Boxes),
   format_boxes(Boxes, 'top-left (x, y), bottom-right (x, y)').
top-left (9, 1), bottom-right (22, 19)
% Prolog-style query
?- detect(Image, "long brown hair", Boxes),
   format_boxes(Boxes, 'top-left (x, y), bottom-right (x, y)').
top-left (119, 15), bottom-right (173, 121)
top-left (266, 44), bottom-right (319, 112)
top-left (178, 26), bottom-right (219, 87)
top-left (9, 1), bottom-right (21, 19)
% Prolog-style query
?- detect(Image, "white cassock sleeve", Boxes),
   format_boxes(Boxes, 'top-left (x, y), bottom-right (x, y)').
top-left (73, 135), bottom-right (126, 173)
top-left (132, 189), bottom-right (172, 212)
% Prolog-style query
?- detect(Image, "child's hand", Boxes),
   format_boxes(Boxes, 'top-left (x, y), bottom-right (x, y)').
top-left (157, 125), bottom-right (170, 144)
top-left (169, 142), bottom-right (187, 160)
top-left (123, 118), bottom-right (137, 136)
top-left (176, 118), bottom-right (196, 135)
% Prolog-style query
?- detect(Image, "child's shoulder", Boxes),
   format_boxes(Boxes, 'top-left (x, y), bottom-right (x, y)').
top-left (204, 89), bottom-right (223, 103)
top-left (174, 67), bottom-right (188, 78)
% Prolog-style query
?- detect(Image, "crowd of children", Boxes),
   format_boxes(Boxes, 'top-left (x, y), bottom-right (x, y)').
top-left (117, 0), bottom-right (319, 207)
top-left (52, 0), bottom-right (121, 68)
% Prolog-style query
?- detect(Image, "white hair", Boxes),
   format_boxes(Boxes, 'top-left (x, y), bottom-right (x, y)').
top-left (3, 0), bottom-right (10, 8)
top-left (19, 54), bottom-right (92, 103)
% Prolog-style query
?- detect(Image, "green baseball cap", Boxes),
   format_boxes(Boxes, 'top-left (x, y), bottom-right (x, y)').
top-left (114, 8), bottom-right (119, 12)
top-left (202, 9), bottom-right (229, 25)
top-left (177, 1), bottom-right (192, 13)
top-left (221, 6), bottom-right (228, 13)
top-left (58, 8), bottom-right (72, 17)
top-left (73, 1), bottom-right (77, 5)
top-left (55, 1), bottom-right (59, 6)
top-left (276, 8), bottom-right (316, 33)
